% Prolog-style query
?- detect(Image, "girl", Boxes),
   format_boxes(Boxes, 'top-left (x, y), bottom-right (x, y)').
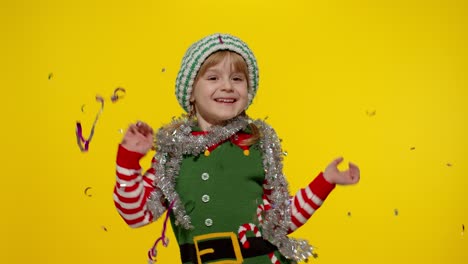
top-left (114, 33), bottom-right (360, 264)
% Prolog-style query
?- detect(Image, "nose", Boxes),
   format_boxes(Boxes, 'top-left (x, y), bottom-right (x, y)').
top-left (221, 78), bottom-right (234, 92)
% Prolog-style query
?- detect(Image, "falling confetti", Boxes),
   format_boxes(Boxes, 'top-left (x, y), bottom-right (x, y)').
top-left (148, 200), bottom-right (176, 263)
top-left (366, 110), bottom-right (376, 117)
top-left (283, 151), bottom-right (288, 156)
top-left (81, 104), bottom-right (86, 113)
top-left (101, 226), bottom-right (108, 232)
top-left (48, 73), bottom-right (53, 80)
top-left (347, 211), bottom-right (351, 217)
top-left (84, 187), bottom-right (93, 197)
top-left (410, 147), bottom-right (415, 150)
top-left (447, 163), bottom-right (452, 167)
top-left (75, 95), bottom-right (104, 152)
top-left (462, 224), bottom-right (465, 235)
top-left (118, 128), bottom-right (124, 134)
top-left (162, 68), bottom-right (166, 72)
top-left (110, 87), bottom-right (126, 103)
top-left (394, 209), bottom-right (399, 216)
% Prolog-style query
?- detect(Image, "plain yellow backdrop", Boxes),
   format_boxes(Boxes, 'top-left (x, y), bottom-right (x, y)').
top-left (1, 0), bottom-right (467, 263)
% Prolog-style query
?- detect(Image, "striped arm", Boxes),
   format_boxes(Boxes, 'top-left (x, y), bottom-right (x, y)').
top-left (288, 172), bottom-right (335, 232)
top-left (113, 145), bottom-right (166, 228)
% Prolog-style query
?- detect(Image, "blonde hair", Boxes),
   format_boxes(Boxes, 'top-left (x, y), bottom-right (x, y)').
top-left (194, 50), bottom-right (249, 84)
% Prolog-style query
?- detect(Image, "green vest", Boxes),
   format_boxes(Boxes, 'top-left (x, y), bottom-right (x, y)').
top-left (170, 140), bottom-right (292, 264)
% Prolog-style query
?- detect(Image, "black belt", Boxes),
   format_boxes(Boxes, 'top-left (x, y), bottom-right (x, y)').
top-left (180, 235), bottom-right (277, 263)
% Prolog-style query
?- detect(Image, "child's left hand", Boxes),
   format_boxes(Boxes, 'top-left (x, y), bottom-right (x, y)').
top-left (323, 157), bottom-right (360, 185)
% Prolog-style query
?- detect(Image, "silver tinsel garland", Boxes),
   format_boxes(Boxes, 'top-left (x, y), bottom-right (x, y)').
top-left (147, 115), bottom-right (314, 262)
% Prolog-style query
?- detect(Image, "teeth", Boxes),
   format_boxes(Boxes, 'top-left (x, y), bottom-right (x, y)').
top-left (215, 99), bottom-right (235, 103)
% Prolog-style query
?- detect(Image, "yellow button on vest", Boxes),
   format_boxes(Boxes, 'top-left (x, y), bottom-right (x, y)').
top-left (201, 173), bottom-right (209, 181)
top-left (205, 218), bottom-right (213, 227)
top-left (201, 194), bottom-right (210, 203)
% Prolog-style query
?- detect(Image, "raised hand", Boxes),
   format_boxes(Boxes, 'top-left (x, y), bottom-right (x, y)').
top-left (121, 121), bottom-right (154, 154)
top-left (323, 157), bottom-right (360, 185)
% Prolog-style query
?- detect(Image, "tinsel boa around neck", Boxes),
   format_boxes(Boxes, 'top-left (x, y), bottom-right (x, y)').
top-left (147, 115), bottom-right (315, 262)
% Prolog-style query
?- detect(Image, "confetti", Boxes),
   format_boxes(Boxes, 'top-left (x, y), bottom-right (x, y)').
top-left (447, 163), bottom-right (452, 167)
top-left (81, 104), bottom-right (86, 113)
top-left (410, 147), bottom-right (415, 150)
top-left (111, 87), bottom-right (126, 103)
top-left (347, 211), bottom-right (351, 217)
top-left (118, 128), bottom-right (124, 134)
top-left (84, 187), bottom-right (93, 197)
top-left (162, 68), bottom-right (166, 72)
top-left (366, 110), bottom-right (376, 117)
top-left (102, 226), bottom-right (108, 232)
top-left (48, 73), bottom-right (53, 80)
top-left (282, 151), bottom-right (288, 156)
top-left (462, 224), bottom-right (464, 235)
top-left (394, 209), bottom-right (399, 216)
top-left (75, 95), bottom-right (104, 152)
top-left (148, 200), bottom-right (176, 263)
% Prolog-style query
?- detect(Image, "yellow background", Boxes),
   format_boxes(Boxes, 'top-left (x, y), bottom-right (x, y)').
top-left (1, 0), bottom-right (467, 263)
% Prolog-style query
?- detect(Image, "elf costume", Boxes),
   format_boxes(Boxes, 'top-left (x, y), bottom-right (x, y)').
top-left (114, 34), bottom-right (335, 264)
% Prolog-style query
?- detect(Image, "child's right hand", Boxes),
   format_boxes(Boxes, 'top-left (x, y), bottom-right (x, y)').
top-left (121, 121), bottom-right (154, 154)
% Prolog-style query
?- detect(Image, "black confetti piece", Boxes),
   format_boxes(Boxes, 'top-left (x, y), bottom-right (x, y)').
top-left (111, 87), bottom-right (126, 103)
top-left (84, 187), bottom-right (92, 197)
top-left (366, 110), bottom-right (376, 117)
top-left (48, 73), bottom-right (53, 80)
top-left (394, 209), bottom-right (399, 216)
top-left (410, 147), bottom-right (415, 150)
top-left (447, 163), bottom-right (452, 167)
top-left (102, 226), bottom-right (108, 232)
top-left (162, 68), bottom-right (166, 72)
top-left (347, 211), bottom-right (351, 217)
top-left (81, 104), bottom-right (86, 113)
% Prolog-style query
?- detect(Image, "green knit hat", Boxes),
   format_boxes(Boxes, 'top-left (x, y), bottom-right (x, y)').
top-left (175, 33), bottom-right (259, 112)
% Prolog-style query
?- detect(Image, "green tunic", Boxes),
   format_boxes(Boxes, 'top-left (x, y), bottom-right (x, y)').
top-left (170, 139), bottom-right (292, 264)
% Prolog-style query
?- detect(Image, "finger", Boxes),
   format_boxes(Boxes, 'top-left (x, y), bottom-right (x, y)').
top-left (331, 156), bottom-right (344, 167)
top-left (349, 162), bottom-right (360, 175)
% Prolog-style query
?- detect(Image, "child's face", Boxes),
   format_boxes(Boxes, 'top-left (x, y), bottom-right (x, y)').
top-left (190, 54), bottom-right (249, 130)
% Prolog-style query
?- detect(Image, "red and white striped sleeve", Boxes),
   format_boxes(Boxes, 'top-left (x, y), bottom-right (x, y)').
top-left (113, 145), bottom-right (166, 228)
top-left (288, 172), bottom-right (335, 232)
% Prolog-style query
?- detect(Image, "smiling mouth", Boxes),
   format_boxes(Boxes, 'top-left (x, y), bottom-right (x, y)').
top-left (214, 98), bottom-right (237, 103)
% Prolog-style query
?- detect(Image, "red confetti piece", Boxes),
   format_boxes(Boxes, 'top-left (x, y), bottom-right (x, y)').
top-left (75, 95), bottom-right (104, 152)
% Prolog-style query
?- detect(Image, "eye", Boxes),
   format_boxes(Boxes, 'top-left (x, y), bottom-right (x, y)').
top-left (207, 76), bottom-right (218, 81)
top-left (232, 76), bottom-right (245, 81)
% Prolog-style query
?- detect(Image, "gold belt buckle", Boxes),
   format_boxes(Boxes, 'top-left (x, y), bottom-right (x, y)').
top-left (193, 232), bottom-right (244, 264)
